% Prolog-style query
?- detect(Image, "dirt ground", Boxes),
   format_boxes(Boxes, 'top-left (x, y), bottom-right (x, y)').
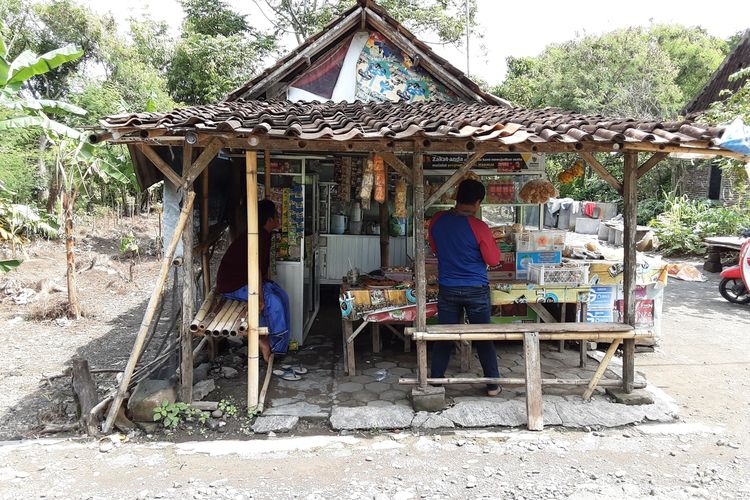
top-left (0, 213), bottom-right (749, 499)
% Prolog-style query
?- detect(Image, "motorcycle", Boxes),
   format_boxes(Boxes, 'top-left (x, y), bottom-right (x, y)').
top-left (719, 238), bottom-right (750, 304)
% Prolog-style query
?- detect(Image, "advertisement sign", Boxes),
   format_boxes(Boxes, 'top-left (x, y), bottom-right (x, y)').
top-left (423, 153), bottom-right (542, 172)
top-left (515, 251), bottom-right (562, 280)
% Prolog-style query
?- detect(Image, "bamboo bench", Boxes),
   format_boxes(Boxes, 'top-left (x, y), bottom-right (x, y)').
top-left (402, 322), bottom-right (651, 430)
top-left (190, 289), bottom-right (268, 338)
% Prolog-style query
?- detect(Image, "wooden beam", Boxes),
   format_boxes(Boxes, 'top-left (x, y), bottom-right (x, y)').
top-left (102, 191), bottom-right (195, 433)
top-left (578, 151), bottom-right (623, 194)
top-left (583, 339), bottom-right (621, 400)
top-left (413, 145), bottom-right (428, 388)
top-left (425, 150), bottom-right (488, 208)
top-left (528, 303), bottom-right (557, 324)
top-left (636, 152), bottom-right (668, 180)
top-left (263, 149), bottom-right (271, 197)
top-left (621, 143), bottom-right (748, 161)
top-left (137, 143), bottom-right (182, 188)
top-left (246, 151), bottom-right (261, 410)
top-left (232, 10), bottom-right (361, 100)
top-left (523, 332), bottom-right (543, 431)
top-left (379, 151), bottom-right (413, 184)
top-left (622, 152), bottom-right (638, 393)
top-left (183, 138), bottom-right (223, 187)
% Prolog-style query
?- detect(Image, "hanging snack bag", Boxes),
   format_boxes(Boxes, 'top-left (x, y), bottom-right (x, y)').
top-left (373, 154), bottom-right (386, 203)
top-left (394, 179), bottom-right (407, 218)
top-left (359, 156), bottom-right (374, 209)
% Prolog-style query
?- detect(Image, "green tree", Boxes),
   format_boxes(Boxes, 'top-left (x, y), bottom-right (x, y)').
top-left (167, 0), bottom-right (275, 104)
top-left (253, 0), bottom-right (477, 46)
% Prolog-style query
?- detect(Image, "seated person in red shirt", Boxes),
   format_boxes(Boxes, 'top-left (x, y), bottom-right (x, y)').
top-left (216, 199), bottom-right (279, 362)
top-left (428, 179), bottom-right (502, 396)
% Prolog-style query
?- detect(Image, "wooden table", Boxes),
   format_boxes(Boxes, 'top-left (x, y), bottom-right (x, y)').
top-left (339, 283), bottom-right (438, 374)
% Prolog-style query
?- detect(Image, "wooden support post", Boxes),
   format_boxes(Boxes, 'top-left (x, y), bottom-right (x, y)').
top-left (579, 301), bottom-right (588, 368)
top-left (264, 149), bottom-right (271, 197)
top-left (583, 339), bottom-right (621, 400)
top-left (523, 331), bottom-right (543, 431)
top-left (137, 144), bottom-right (183, 188)
top-left (342, 318), bottom-right (356, 375)
top-left (246, 151), bottom-right (261, 410)
top-left (380, 163), bottom-right (390, 268)
top-left (459, 340), bottom-right (471, 372)
top-left (413, 147), bottom-right (428, 388)
top-left (200, 168), bottom-right (210, 296)
top-left (182, 138), bottom-right (223, 187)
top-left (257, 353), bottom-right (274, 414)
top-left (558, 303), bottom-right (567, 352)
top-left (102, 191), bottom-right (195, 433)
top-left (622, 152), bottom-right (638, 393)
top-left (180, 177), bottom-right (195, 403)
top-left (372, 323), bottom-right (381, 353)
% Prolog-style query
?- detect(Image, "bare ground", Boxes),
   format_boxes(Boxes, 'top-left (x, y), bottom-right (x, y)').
top-left (0, 214), bottom-right (748, 498)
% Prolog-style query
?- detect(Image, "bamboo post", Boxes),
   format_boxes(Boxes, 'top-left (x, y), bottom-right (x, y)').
top-left (622, 152), bottom-right (638, 393)
top-left (413, 146), bottom-right (428, 388)
top-left (102, 191), bottom-right (195, 433)
top-left (180, 182), bottom-right (195, 403)
top-left (246, 151), bottom-right (261, 410)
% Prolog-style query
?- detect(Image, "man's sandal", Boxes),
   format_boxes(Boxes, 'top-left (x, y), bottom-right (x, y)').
top-left (272, 368), bottom-right (302, 381)
top-left (281, 364), bottom-right (308, 375)
top-left (486, 386), bottom-right (502, 397)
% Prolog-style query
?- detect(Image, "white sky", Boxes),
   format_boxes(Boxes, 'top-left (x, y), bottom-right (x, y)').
top-left (81, 0), bottom-right (750, 86)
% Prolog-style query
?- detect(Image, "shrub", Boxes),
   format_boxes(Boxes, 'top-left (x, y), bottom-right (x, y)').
top-left (651, 193), bottom-right (750, 255)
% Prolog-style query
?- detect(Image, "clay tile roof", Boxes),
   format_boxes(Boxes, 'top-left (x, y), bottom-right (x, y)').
top-left (100, 100), bottom-right (724, 148)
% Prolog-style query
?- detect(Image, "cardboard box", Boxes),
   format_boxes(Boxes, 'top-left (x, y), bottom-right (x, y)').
top-left (489, 252), bottom-right (515, 280)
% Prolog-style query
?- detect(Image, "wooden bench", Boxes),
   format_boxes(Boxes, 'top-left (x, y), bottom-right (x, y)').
top-left (403, 322), bottom-right (651, 430)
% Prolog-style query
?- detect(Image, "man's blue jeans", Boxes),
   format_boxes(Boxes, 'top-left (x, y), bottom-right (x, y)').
top-left (430, 285), bottom-right (500, 391)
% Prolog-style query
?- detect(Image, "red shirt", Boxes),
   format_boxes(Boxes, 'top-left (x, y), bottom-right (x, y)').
top-left (216, 229), bottom-right (272, 293)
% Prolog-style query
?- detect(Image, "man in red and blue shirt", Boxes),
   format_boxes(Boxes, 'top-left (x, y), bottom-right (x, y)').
top-left (428, 179), bottom-right (502, 396)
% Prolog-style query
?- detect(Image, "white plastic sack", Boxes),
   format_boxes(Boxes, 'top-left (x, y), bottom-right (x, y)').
top-left (719, 117), bottom-right (750, 155)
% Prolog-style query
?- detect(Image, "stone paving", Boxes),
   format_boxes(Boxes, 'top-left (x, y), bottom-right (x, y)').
top-left (250, 322), bottom-right (678, 434)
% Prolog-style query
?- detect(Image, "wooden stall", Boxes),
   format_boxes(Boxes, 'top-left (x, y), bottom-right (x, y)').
top-left (92, 0), bottom-right (746, 432)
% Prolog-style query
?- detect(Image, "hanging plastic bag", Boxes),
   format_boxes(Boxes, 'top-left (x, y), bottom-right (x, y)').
top-left (394, 179), bottom-right (407, 217)
top-left (718, 118), bottom-right (750, 155)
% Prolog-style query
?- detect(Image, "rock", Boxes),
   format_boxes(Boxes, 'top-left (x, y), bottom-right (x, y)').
top-left (127, 379), bottom-right (177, 422)
top-left (211, 410), bottom-right (223, 418)
top-left (251, 416), bottom-right (298, 434)
top-left (330, 406), bottom-right (414, 430)
top-left (411, 411), bottom-right (454, 430)
top-left (605, 388), bottom-right (654, 405)
top-left (193, 363), bottom-right (211, 382)
top-left (442, 400), bottom-right (562, 428)
top-left (192, 379), bottom-right (216, 401)
top-left (99, 440), bottom-right (115, 453)
top-left (263, 402), bottom-right (326, 418)
top-left (555, 400), bottom-right (646, 428)
top-left (410, 385), bottom-right (445, 412)
top-left (466, 475), bottom-right (477, 488)
top-left (221, 366), bottom-right (239, 379)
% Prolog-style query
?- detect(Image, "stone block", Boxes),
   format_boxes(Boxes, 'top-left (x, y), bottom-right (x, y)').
top-left (252, 416), bottom-right (298, 434)
top-left (127, 379), bottom-right (177, 422)
top-left (411, 386), bottom-right (445, 412)
top-left (330, 406), bottom-right (414, 430)
top-left (605, 388), bottom-right (654, 406)
top-left (412, 411), bottom-right (454, 429)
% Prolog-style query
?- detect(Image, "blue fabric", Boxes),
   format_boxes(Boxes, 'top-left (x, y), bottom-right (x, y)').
top-left (222, 281), bottom-right (291, 354)
top-left (430, 285), bottom-right (499, 391)
top-left (430, 212), bottom-right (489, 286)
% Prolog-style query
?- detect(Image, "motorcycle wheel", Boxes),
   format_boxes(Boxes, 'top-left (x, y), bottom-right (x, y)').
top-left (719, 278), bottom-right (750, 304)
